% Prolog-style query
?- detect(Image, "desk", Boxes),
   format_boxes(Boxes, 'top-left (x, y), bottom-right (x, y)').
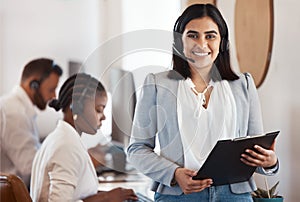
top-left (98, 171), bottom-right (154, 200)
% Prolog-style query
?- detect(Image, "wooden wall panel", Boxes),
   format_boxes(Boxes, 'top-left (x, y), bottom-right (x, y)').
top-left (235, 0), bottom-right (274, 87)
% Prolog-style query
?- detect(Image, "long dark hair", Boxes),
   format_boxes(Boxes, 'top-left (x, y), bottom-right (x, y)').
top-left (172, 4), bottom-right (238, 81)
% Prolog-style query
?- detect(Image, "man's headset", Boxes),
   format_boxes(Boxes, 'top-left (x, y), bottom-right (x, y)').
top-left (29, 61), bottom-right (59, 90)
top-left (70, 75), bottom-right (98, 133)
top-left (30, 80), bottom-right (41, 90)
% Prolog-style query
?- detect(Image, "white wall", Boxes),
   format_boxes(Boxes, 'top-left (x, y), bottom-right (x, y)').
top-left (218, 0), bottom-right (300, 201)
top-left (121, 0), bottom-right (180, 72)
top-left (257, 1), bottom-right (300, 201)
top-left (0, 0), bottom-right (105, 137)
top-left (0, 0), bottom-right (103, 93)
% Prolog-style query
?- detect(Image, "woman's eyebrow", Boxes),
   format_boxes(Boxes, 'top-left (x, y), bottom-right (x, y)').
top-left (186, 30), bottom-right (218, 35)
top-left (204, 30), bottom-right (218, 35)
top-left (186, 30), bottom-right (198, 34)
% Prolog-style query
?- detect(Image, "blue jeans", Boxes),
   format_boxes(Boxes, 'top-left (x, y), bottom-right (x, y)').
top-left (154, 185), bottom-right (252, 202)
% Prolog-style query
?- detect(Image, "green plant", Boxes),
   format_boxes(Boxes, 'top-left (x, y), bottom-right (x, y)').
top-left (252, 177), bottom-right (281, 198)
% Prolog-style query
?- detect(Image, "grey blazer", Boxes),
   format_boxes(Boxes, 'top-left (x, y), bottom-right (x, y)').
top-left (127, 70), bottom-right (277, 195)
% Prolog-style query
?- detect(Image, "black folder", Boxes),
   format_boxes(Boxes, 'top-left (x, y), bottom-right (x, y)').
top-left (192, 131), bottom-right (280, 186)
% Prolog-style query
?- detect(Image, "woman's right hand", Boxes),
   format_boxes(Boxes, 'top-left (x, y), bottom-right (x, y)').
top-left (174, 167), bottom-right (213, 194)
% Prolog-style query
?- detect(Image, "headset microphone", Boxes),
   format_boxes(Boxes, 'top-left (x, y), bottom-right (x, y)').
top-left (70, 103), bottom-right (98, 134)
top-left (71, 75), bottom-right (99, 134)
top-left (80, 113), bottom-right (98, 134)
top-left (173, 43), bottom-right (195, 63)
top-left (185, 55), bottom-right (195, 63)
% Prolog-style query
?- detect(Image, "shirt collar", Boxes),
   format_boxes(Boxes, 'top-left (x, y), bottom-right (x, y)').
top-left (58, 120), bottom-right (88, 150)
top-left (185, 77), bottom-right (215, 94)
top-left (185, 77), bottom-right (215, 87)
top-left (13, 86), bottom-right (37, 118)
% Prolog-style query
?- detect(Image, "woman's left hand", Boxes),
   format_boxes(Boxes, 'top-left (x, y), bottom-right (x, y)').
top-left (240, 141), bottom-right (277, 168)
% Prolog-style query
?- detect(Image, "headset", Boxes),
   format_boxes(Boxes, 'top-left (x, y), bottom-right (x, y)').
top-left (173, 34), bottom-right (229, 57)
top-left (70, 75), bottom-right (98, 133)
top-left (30, 80), bottom-right (40, 90)
top-left (70, 74), bottom-right (92, 115)
top-left (71, 87), bottom-right (88, 115)
top-left (172, 16), bottom-right (186, 60)
top-left (172, 14), bottom-right (229, 58)
top-left (220, 38), bottom-right (229, 52)
top-left (29, 60), bottom-right (59, 90)
top-left (173, 33), bottom-right (195, 63)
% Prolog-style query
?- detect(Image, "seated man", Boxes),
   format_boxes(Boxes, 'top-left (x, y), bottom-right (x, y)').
top-left (0, 58), bottom-right (63, 187)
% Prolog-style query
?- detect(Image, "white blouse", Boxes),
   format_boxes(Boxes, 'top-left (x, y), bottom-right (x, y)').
top-left (177, 78), bottom-right (237, 171)
top-left (30, 120), bottom-right (98, 202)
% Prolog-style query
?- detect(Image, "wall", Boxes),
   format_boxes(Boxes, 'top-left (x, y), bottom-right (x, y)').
top-left (121, 0), bottom-right (180, 73)
top-left (0, 0), bottom-right (104, 137)
top-left (218, 0), bottom-right (300, 201)
top-left (0, 0), bottom-right (104, 93)
top-left (257, 1), bottom-right (300, 201)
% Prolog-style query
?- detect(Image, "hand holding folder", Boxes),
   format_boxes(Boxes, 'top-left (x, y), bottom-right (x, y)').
top-left (192, 131), bottom-right (280, 186)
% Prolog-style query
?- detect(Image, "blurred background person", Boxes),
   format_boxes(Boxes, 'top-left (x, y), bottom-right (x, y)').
top-left (0, 58), bottom-right (63, 188)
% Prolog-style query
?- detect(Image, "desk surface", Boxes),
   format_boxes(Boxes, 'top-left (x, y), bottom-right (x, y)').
top-left (98, 171), bottom-right (154, 200)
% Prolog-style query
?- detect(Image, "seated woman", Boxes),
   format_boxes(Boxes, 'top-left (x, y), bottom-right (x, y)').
top-left (30, 73), bottom-right (137, 202)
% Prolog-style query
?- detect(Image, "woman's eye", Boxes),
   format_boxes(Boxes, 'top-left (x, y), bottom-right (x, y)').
top-left (187, 33), bottom-right (198, 39)
top-left (96, 107), bottom-right (104, 114)
top-left (206, 34), bottom-right (216, 40)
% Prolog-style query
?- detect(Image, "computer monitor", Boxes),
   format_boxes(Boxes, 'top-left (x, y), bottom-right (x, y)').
top-left (94, 68), bottom-right (137, 174)
top-left (108, 66), bottom-right (166, 148)
top-left (109, 68), bottom-right (137, 148)
top-left (100, 67), bottom-right (165, 174)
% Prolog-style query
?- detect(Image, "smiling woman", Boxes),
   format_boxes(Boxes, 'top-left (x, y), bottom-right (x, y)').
top-left (127, 4), bottom-right (279, 202)
top-left (182, 17), bottom-right (221, 76)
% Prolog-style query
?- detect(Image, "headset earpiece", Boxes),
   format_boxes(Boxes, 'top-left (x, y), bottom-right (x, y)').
top-left (173, 14), bottom-right (185, 57)
top-left (70, 101), bottom-right (84, 115)
top-left (70, 80), bottom-right (98, 133)
top-left (70, 75), bottom-right (92, 115)
top-left (173, 33), bottom-right (184, 56)
top-left (30, 80), bottom-right (40, 90)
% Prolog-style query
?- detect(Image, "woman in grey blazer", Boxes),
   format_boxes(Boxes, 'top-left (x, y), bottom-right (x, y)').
top-left (127, 4), bottom-right (279, 202)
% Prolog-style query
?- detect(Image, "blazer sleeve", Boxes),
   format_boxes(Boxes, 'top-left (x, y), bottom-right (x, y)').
top-left (245, 73), bottom-right (264, 135)
top-left (244, 73), bottom-right (279, 175)
top-left (127, 73), bottom-right (179, 187)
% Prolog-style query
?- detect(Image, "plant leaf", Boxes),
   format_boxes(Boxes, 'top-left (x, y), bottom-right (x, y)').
top-left (269, 181), bottom-right (279, 197)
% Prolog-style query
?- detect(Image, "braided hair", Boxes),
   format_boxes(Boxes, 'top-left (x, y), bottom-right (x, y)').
top-left (49, 73), bottom-right (106, 112)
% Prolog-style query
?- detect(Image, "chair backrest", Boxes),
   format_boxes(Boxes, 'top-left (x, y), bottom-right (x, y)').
top-left (0, 172), bottom-right (32, 202)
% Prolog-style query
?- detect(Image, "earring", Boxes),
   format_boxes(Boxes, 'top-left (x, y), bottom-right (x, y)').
top-left (73, 114), bottom-right (78, 121)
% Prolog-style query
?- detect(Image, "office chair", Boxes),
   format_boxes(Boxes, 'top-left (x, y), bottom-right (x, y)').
top-left (0, 172), bottom-right (32, 202)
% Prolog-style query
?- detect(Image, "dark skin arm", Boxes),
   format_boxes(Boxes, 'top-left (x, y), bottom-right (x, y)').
top-left (88, 153), bottom-right (103, 168)
top-left (88, 144), bottom-right (107, 168)
top-left (83, 188), bottom-right (138, 202)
